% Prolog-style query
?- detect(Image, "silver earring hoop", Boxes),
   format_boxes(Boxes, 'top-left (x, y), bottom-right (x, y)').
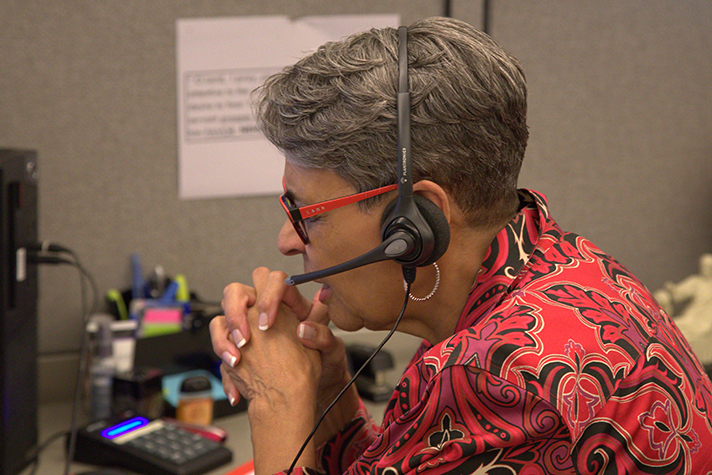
top-left (404, 262), bottom-right (440, 302)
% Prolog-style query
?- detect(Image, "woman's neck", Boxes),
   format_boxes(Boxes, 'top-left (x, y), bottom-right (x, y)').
top-left (404, 221), bottom-right (504, 345)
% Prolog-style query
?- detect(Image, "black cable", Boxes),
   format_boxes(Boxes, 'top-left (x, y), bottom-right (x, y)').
top-left (28, 251), bottom-right (100, 316)
top-left (25, 243), bottom-right (98, 475)
top-left (23, 430), bottom-right (70, 475)
top-left (286, 268), bottom-right (416, 474)
top-left (64, 282), bottom-right (91, 475)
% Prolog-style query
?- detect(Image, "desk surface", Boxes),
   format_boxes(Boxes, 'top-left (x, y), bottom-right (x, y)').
top-left (31, 400), bottom-right (254, 475)
top-left (32, 395), bottom-right (390, 475)
top-left (30, 331), bottom-right (420, 475)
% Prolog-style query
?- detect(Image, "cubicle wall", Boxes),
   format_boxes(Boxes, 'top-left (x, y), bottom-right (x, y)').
top-left (0, 0), bottom-right (710, 401)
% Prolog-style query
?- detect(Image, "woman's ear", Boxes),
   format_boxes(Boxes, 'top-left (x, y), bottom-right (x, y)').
top-left (413, 180), bottom-right (451, 223)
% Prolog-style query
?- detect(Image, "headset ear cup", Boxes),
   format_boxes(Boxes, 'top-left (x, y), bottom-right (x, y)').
top-left (381, 195), bottom-right (451, 267)
top-left (412, 194), bottom-right (450, 265)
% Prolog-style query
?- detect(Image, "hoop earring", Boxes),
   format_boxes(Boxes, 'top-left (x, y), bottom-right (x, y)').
top-left (404, 262), bottom-right (440, 302)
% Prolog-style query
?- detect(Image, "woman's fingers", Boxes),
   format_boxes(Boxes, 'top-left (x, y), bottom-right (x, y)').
top-left (221, 282), bottom-right (256, 348)
top-left (251, 267), bottom-right (314, 330)
top-left (307, 290), bottom-right (330, 326)
top-left (296, 320), bottom-right (347, 379)
top-left (219, 363), bottom-right (241, 407)
top-left (209, 314), bottom-right (241, 369)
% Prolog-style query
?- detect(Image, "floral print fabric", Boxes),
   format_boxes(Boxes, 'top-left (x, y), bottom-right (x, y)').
top-left (287, 190), bottom-right (712, 474)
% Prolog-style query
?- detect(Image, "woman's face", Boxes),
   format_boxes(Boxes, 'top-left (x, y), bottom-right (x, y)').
top-left (277, 162), bottom-right (410, 332)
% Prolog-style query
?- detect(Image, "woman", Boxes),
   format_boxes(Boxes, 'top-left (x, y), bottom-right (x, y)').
top-left (210, 17), bottom-right (712, 475)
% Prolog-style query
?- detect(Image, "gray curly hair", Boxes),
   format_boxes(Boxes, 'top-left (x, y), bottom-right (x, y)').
top-left (253, 17), bottom-right (528, 228)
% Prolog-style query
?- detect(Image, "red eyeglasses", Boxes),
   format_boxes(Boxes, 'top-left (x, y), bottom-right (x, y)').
top-left (280, 178), bottom-right (398, 244)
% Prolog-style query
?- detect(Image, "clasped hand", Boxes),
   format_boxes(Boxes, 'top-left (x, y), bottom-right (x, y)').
top-left (209, 267), bottom-right (358, 431)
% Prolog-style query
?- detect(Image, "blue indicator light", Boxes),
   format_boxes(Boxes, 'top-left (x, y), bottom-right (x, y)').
top-left (101, 416), bottom-right (150, 439)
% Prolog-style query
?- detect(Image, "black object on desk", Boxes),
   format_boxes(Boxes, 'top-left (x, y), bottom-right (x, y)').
top-left (70, 415), bottom-right (232, 475)
top-left (113, 368), bottom-right (165, 419)
top-left (346, 344), bottom-right (395, 402)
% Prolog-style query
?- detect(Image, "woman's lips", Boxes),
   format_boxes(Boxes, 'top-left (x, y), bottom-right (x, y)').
top-left (318, 284), bottom-right (332, 303)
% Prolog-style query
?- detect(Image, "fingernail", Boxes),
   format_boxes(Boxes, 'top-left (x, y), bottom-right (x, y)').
top-left (298, 322), bottom-right (316, 341)
top-left (232, 329), bottom-right (246, 348)
top-left (258, 312), bottom-right (269, 331)
top-left (222, 351), bottom-right (237, 368)
top-left (229, 392), bottom-right (238, 406)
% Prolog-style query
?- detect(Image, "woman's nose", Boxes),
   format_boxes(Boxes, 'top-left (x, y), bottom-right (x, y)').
top-left (277, 219), bottom-right (306, 256)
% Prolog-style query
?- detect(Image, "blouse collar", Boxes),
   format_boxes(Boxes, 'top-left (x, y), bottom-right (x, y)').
top-left (455, 189), bottom-right (555, 333)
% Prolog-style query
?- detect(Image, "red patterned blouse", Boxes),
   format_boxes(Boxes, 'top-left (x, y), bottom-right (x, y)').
top-left (287, 189), bottom-right (712, 474)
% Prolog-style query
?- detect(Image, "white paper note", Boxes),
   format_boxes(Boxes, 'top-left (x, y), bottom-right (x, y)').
top-left (176, 14), bottom-right (400, 199)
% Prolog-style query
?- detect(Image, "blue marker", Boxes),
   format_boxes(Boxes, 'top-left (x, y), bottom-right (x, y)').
top-left (160, 280), bottom-right (179, 304)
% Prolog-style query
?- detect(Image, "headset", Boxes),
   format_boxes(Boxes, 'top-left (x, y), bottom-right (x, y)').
top-left (285, 27), bottom-right (452, 473)
top-left (286, 26), bottom-right (451, 287)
